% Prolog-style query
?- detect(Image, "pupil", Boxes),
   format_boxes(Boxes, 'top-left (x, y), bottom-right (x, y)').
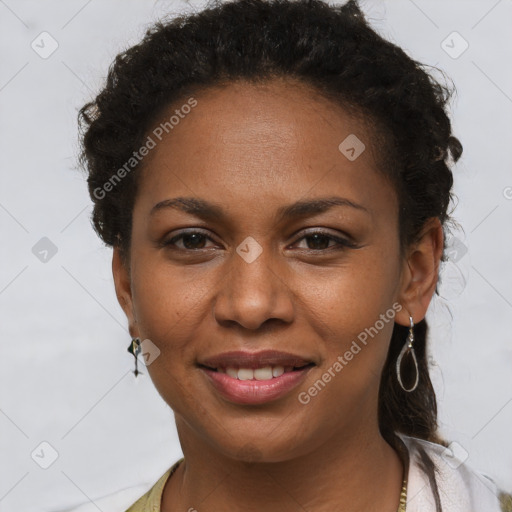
top-left (183, 233), bottom-right (205, 249)
top-left (307, 234), bottom-right (329, 250)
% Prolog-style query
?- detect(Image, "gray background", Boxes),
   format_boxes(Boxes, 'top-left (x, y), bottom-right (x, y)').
top-left (1, 0), bottom-right (511, 510)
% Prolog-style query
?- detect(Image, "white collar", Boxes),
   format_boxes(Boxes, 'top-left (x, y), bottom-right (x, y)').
top-left (397, 433), bottom-right (503, 511)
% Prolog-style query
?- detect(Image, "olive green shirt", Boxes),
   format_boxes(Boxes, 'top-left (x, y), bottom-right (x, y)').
top-left (125, 459), bottom-right (182, 512)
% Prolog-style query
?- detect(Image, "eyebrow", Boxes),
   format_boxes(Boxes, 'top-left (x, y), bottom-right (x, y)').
top-left (150, 196), bottom-right (371, 222)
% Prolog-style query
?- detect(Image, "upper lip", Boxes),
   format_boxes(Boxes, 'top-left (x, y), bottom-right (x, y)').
top-left (199, 350), bottom-right (315, 369)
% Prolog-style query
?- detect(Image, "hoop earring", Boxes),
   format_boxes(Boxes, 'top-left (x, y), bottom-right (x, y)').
top-left (127, 337), bottom-right (142, 377)
top-left (396, 315), bottom-right (419, 392)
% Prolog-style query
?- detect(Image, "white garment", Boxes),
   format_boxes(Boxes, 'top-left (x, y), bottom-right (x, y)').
top-left (62, 433), bottom-right (505, 512)
top-left (397, 433), bottom-right (503, 511)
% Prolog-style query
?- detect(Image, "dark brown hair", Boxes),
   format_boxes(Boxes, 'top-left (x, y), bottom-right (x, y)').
top-left (78, 1), bottom-right (463, 508)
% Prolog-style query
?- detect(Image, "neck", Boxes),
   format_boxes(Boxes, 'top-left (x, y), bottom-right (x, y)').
top-left (162, 419), bottom-right (405, 512)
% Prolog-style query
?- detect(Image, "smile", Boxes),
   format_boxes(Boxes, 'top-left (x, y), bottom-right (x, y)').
top-left (198, 350), bottom-right (316, 405)
top-left (219, 365), bottom-right (303, 380)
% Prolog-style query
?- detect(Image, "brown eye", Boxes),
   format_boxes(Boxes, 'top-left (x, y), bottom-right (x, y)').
top-left (302, 233), bottom-right (334, 250)
top-left (164, 231), bottom-right (216, 250)
top-left (293, 230), bottom-right (357, 251)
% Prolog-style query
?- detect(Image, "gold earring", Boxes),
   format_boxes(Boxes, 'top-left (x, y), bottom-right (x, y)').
top-left (127, 337), bottom-right (142, 377)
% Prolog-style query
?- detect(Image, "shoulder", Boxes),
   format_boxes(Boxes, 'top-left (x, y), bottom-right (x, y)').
top-left (126, 458), bottom-right (183, 512)
top-left (397, 433), bottom-right (510, 512)
top-left (499, 491), bottom-right (512, 512)
top-left (61, 460), bottom-right (183, 512)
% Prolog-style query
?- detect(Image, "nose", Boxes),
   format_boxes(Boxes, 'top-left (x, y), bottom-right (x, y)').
top-left (212, 244), bottom-right (295, 331)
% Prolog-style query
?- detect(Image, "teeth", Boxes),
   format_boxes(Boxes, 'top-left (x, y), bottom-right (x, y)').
top-left (226, 367), bottom-right (238, 378)
top-left (224, 365), bottom-right (287, 380)
top-left (272, 366), bottom-right (285, 377)
top-left (237, 368), bottom-right (254, 381)
top-left (254, 366), bottom-right (273, 380)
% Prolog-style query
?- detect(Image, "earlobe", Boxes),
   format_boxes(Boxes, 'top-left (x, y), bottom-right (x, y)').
top-left (112, 246), bottom-right (138, 337)
top-left (395, 217), bottom-right (444, 327)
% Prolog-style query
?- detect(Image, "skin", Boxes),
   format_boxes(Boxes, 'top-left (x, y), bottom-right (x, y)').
top-left (112, 76), bottom-right (443, 511)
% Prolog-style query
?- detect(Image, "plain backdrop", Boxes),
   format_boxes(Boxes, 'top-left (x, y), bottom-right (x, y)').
top-left (1, 0), bottom-right (511, 510)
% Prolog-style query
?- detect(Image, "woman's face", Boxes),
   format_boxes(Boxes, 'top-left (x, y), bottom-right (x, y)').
top-left (114, 78), bottom-right (418, 462)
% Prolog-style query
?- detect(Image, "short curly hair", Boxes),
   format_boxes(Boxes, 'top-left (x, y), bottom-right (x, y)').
top-left (78, 1), bottom-right (463, 508)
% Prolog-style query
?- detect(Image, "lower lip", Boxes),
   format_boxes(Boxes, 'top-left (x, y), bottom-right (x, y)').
top-left (200, 366), bottom-right (313, 405)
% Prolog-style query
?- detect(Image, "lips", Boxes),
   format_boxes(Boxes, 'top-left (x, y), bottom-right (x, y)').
top-left (198, 350), bottom-right (315, 405)
top-left (199, 349), bottom-right (314, 370)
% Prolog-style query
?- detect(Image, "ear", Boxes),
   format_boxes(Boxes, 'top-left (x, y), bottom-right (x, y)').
top-left (395, 217), bottom-right (444, 327)
top-left (112, 246), bottom-right (139, 339)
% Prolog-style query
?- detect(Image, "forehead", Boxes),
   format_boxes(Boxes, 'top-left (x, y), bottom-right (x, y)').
top-left (145, 77), bottom-right (375, 159)
top-left (135, 78), bottom-right (393, 214)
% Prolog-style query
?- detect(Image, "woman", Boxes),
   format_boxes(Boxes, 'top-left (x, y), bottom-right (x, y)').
top-left (75, 0), bottom-right (511, 510)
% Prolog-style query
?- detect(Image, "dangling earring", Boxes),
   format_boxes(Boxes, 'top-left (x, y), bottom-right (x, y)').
top-left (127, 337), bottom-right (142, 377)
top-left (396, 315), bottom-right (419, 392)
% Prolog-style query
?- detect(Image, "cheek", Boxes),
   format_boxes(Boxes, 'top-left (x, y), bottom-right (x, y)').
top-left (297, 284), bottom-right (396, 424)
top-left (298, 250), bottom-right (400, 393)
top-left (128, 256), bottom-right (210, 413)
top-left (129, 251), bottom-right (213, 359)
top-left (304, 247), bottom-right (399, 335)
top-left (308, 279), bottom-right (396, 378)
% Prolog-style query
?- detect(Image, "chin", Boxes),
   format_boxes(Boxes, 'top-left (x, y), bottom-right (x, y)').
top-left (206, 424), bottom-right (317, 464)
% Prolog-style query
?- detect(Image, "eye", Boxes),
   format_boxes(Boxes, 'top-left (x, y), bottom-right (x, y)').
top-left (292, 230), bottom-right (357, 251)
top-left (161, 229), bottom-right (358, 252)
top-left (163, 230), bottom-right (217, 250)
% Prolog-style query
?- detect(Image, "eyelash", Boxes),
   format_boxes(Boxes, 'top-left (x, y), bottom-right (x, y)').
top-left (162, 229), bottom-right (358, 252)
